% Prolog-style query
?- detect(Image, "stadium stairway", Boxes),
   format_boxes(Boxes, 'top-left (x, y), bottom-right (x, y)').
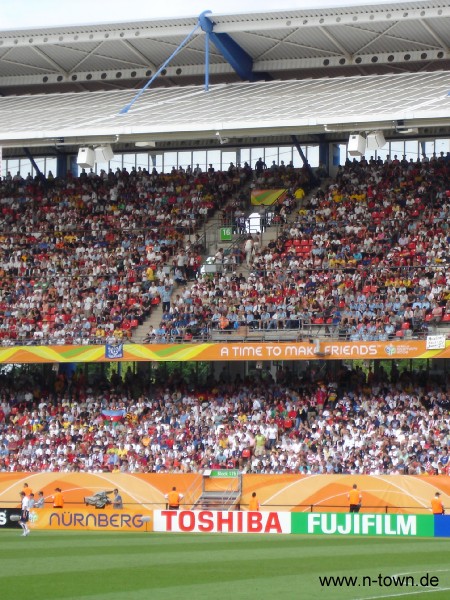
top-left (132, 179), bottom-right (324, 344)
top-left (186, 471), bottom-right (243, 511)
top-left (132, 188), bottom-right (251, 343)
top-left (132, 301), bottom-right (163, 343)
top-left (190, 490), bottom-right (242, 511)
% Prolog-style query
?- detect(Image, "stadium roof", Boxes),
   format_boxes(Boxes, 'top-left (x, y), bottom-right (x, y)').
top-left (0, 71), bottom-right (449, 151)
top-left (1, 2), bottom-right (449, 94)
top-left (0, 1), bottom-right (449, 156)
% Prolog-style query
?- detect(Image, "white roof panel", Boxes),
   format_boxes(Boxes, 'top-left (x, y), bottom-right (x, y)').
top-left (0, 71), bottom-right (448, 147)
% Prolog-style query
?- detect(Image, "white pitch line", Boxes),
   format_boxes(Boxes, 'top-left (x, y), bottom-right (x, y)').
top-left (392, 570), bottom-right (450, 578)
top-left (352, 586), bottom-right (450, 600)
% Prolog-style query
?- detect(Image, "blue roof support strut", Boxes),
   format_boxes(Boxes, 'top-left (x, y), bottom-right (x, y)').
top-left (291, 134), bottom-right (318, 186)
top-left (199, 13), bottom-right (255, 81)
top-left (23, 147), bottom-right (46, 185)
top-left (119, 20), bottom-right (202, 114)
top-left (203, 11), bottom-right (211, 92)
top-left (118, 10), bottom-right (261, 115)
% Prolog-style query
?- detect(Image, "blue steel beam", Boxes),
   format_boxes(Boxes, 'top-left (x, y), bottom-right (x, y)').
top-left (119, 21), bottom-right (202, 114)
top-left (291, 135), bottom-right (318, 186)
top-left (23, 147), bottom-right (46, 185)
top-left (199, 13), bottom-right (257, 81)
top-left (119, 11), bottom-right (269, 114)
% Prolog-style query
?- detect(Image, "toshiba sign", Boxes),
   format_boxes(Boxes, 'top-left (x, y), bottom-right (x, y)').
top-left (153, 510), bottom-right (291, 534)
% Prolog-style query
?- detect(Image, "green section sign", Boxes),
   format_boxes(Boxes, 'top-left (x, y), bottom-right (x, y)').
top-left (208, 469), bottom-right (240, 478)
top-left (220, 227), bottom-right (232, 241)
top-left (291, 513), bottom-right (435, 537)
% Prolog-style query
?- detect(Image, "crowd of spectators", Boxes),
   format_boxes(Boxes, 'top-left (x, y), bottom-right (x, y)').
top-left (154, 153), bottom-right (450, 342)
top-left (6, 152), bottom-right (447, 345)
top-left (144, 162), bottom-right (315, 342)
top-left (0, 364), bottom-right (449, 476)
top-left (220, 159), bottom-right (311, 232)
top-left (0, 164), bottom-right (240, 345)
top-left (0, 153), bottom-right (449, 478)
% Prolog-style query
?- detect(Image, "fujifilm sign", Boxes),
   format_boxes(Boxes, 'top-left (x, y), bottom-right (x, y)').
top-left (291, 513), bottom-right (435, 537)
top-left (308, 514), bottom-right (416, 535)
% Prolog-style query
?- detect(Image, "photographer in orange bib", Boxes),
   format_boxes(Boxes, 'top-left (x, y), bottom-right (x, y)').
top-left (431, 492), bottom-right (445, 515)
top-left (52, 487), bottom-right (64, 509)
top-left (348, 484), bottom-right (362, 513)
top-left (165, 486), bottom-right (183, 510)
top-left (248, 492), bottom-right (260, 512)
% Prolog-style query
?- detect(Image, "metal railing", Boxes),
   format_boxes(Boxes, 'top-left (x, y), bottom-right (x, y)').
top-left (0, 319), bottom-right (447, 346)
top-left (207, 323), bottom-right (448, 342)
top-left (182, 474), bottom-right (204, 510)
top-left (0, 500), bottom-right (438, 514)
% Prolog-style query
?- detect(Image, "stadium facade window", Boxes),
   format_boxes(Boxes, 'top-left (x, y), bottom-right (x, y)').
top-left (220, 150), bottom-right (237, 171)
top-left (109, 154), bottom-right (123, 172)
top-left (279, 146), bottom-right (293, 166)
top-left (375, 147), bottom-right (389, 162)
top-left (250, 147), bottom-right (265, 167)
top-left (19, 158), bottom-right (32, 178)
top-left (435, 138), bottom-right (450, 155)
top-left (136, 153), bottom-right (149, 171)
top-left (292, 148), bottom-right (304, 168)
top-left (423, 140), bottom-right (435, 157)
top-left (162, 152), bottom-right (177, 172)
top-left (3, 138), bottom-right (449, 180)
top-left (34, 157), bottom-right (46, 176)
top-left (95, 159), bottom-right (109, 174)
top-left (240, 148), bottom-right (250, 165)
top-left (389, 141), bottom-right (404, 157)
top-left (7, 158), bottom-right (19, 176)
top-left (177, 151), bottom-right (192, 171)
top-left (405, 140), bottom-right (419, 160)
top-left (192, 150), bottom-right (207, 171)
top-left (206, 149), bottom-right (220, 171)
top-left (151, 153), bottom-right (163, 172)
top-left (46, 158), bottom-right (56, 177)
top-left (264, 146), bottom-right (278, 165)
top-left (122, 154), bottom-right (136, 171)
top-left (307, 145), bottom-right (319, 168)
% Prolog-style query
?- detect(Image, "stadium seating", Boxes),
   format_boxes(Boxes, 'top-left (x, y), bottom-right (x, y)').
top-left (0, 155), bottom-right (449, 476)
top-left (0, 364), bottom-right (448, 476)
top-left (157, 155), bottom-right (450, 342)
top-left (0, 167), bottom-right (237, 345)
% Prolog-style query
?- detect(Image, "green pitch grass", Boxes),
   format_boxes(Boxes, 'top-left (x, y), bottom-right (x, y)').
top-left (1, 531), bottom-right (450, 600)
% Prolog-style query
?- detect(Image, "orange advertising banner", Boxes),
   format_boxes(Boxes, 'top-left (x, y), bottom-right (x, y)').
top-left (240, 474), bottom-right (450, 514)
top-left (0, 340), bottom-right (448, 363)
top-left (1, 473), bottom-right (450, 527)
top-left (24, 506), bottom-right (153, 532)
top-left (0, 472), bottom-right (198, 508)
